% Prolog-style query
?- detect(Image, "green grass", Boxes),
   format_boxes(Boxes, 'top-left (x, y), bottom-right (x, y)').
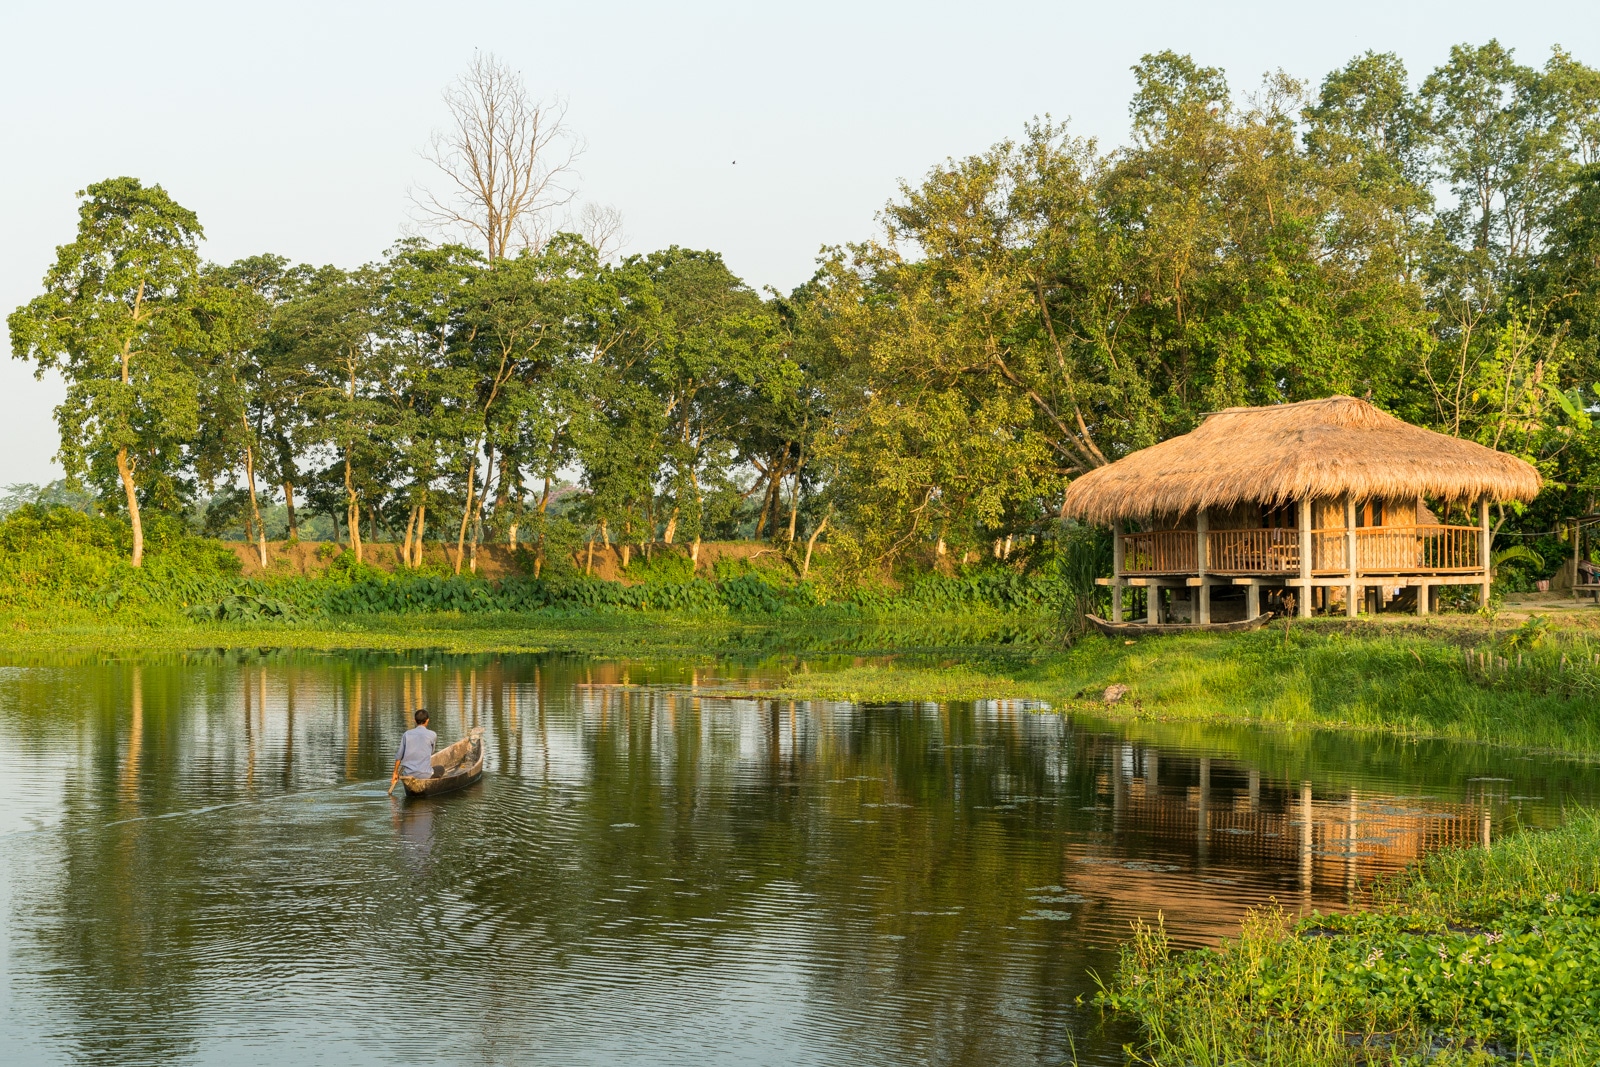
top-left (8, 504), bottom-right (1600, 754)
top-left (1099, 813), bottom-right (1600, 1066)
top-left (772, 618), bottom-right (1600, 755)
top-left (8, 606), bottom-right (1600, 756)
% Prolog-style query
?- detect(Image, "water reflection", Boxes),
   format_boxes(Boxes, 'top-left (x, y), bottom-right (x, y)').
top-left (0, 651), bottom-right (1596, 1067)
top-left (393, 796), bottom-right (438, 871)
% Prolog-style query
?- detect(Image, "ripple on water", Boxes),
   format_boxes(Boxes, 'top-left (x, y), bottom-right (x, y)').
top-left (0, 653), bottom-right (1596, 1067)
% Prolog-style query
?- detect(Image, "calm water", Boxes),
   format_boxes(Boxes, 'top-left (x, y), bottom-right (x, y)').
top-left (2, 650), bottom-right (1599, 1067)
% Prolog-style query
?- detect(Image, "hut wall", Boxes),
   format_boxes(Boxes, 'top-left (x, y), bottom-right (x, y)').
top-left (1313, 496), bottom-right (1421, 529)
top-left (1384, 497), bottom-right (1419, 526)
top-left (1208, 503), bottom-right (1261, 531)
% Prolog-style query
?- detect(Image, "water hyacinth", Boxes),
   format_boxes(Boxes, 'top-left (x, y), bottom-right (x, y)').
top-left (1098, 812), bottom-right (1600, 1066)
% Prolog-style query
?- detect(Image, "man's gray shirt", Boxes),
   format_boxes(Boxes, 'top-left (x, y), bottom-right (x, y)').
top-left (395, 725), bottom-right (437, 777)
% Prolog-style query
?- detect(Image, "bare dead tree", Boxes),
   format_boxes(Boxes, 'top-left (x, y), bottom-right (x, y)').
top-left (413, 52), bottom-right (584, 261)
top-left (576, 202), bottom-right (628, 262)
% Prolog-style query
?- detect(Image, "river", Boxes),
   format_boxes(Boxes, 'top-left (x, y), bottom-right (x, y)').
top-left (2, 650), bottom-right (1596, 1066)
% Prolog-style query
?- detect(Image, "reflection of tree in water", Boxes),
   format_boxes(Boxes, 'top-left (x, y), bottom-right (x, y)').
top-left (13, 663), bottom-right (207, 1064)
top-left (445, 683), bottom-right (1118, 1065)
top-left (4, 650), bottom-right (1600, 1066)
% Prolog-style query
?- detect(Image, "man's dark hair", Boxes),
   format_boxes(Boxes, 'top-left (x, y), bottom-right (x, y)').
top-left (414, 708), bottom-right (430, 725)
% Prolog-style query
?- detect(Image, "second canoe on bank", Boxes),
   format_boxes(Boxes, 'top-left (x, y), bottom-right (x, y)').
top-left (401, 727), bottom-right (485, 798)
top-left (1085, 612), bottom-right (1275, 638)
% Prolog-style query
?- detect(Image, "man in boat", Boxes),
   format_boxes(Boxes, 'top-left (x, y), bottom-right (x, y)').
top-left (388, 708), bottom-right (437, 795)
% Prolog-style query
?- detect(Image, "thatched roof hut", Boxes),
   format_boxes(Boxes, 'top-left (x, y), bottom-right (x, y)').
top-left (1061, 396), bottom-right (1541, 525)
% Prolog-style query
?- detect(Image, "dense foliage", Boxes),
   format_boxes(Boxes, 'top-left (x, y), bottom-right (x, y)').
top-left (0, 504), bottom-right (1084, 623)
top-left (10, 42), bottom-right (1600, 581)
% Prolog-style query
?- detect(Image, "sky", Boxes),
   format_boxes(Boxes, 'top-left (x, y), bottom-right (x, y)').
top-left (2, 0), bottom-right (1597, 486)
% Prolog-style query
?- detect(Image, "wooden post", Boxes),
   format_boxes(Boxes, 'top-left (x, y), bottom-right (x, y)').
top-left (1479, 498), bottom-right (1492, 607)
top-left (1575, 518), bottom-right (1582, 603)
top-left (1297, 498), bottom-right (1312, 618)
top-left (1112, 520), bottom-right (1125, 623)
top-left (1345, 495), bottom-right (1359, 618)
top-left (1196, 509), bottom-right (1210, 625)
top-left (1416, 580), bottom-right (1430, 616)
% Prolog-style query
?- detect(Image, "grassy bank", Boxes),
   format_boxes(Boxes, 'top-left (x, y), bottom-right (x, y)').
top-left (9, 504), bottom-right (1600, 754)
top-left (775, 615), bottom-right (1600, 755)
top-left (7, 606), bottom-right (1600, 755)
top-left (1099, 813), bottom-right (1600, 1065)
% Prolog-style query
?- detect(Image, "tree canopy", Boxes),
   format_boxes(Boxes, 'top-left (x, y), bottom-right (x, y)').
top-left (11, 41), bottom-right (1600, 578)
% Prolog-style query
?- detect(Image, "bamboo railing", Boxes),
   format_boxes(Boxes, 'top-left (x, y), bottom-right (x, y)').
top-left (1206, 527), bottom-right (1300, 573)
top-left (1355, 524), bottom-right (1482, 573)
top-left (1119, 525), bottom-right (1483, 576)
top-left (1120, 530), bottom-right (1197, 574)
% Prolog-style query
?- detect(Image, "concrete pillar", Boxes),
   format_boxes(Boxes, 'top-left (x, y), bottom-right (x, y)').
top-left (1345, 495), bottom-right (1359, 618)
top-left (1112, 519), bottom-right (1126, 626)
top-left (1479, 499), bottom-right (1493, 607)
top-left (1245, 581), bottom-right (1260, 620)
top-left (1146, 583), bottom-right (1159, 625)
top-left (1196, 509), bottom-right (1210, 624)
top-left (1297, 498), bottom-right (1312, 617)
top-left (1416, 581), bottom-right (1430, 616)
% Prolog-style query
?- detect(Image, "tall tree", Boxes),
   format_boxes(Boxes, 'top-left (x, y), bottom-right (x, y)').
top-left (414, 52), bottom-right (582, 262)
top-left (8, 178), bottom-right (204, 566)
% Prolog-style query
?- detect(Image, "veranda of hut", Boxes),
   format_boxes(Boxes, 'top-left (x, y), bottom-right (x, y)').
top-left (1060, 396), bottom-right (1543, 624)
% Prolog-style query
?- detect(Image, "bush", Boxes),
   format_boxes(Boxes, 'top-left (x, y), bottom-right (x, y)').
top-left (0, 505), bottom-right (1075, 624)
top-left (0, 505), bottom-right (241, 614)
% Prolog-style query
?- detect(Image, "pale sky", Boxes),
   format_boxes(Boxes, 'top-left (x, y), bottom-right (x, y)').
top-left (3, 0), bottom-right (1596, 486)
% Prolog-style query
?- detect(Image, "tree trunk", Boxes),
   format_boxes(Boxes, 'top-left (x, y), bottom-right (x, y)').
top-left (241, 490), bottom-right (256, 547)
top-left (754, 478), bottom-right (773, 539)
top-left (244, 443), bottom-right (267, 569)
top-left (585, 536), bottom-right (594, 576)
top-left (786, 469), bottom-right (800, 542)
top-left (495, 449), bottom-right (514, 541)
top-left (414, 504), bottom-right (427, 568)
top-left (344, 448), bottom-right (362, 564)
top-left (663, 506), bottom-right (678, 545)
top-left (403, 504), bottom-right (419, 568)
top-left (283, 480), bottom-right (298, 542)
top-left (803, 514), bottom-right (829, 580)
top-left (454, 450), bottom-right (477, 575)
top-left (470, 444), bottom-right (494, 575)
top-left (117, 447), bottom-right (143, 568)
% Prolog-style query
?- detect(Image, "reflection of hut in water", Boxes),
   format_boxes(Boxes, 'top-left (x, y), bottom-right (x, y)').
top-left (1061, 397), bottom-right (1541, 624)
top-left (1083, 747), bottom-right (1493, 907)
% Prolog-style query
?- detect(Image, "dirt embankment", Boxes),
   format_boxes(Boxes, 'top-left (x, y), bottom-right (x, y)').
top-left (224, 539), bottom-right (796, 581)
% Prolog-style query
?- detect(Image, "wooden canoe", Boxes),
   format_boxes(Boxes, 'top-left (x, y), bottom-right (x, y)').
top-left (1086, 612), bottom-right (1275, 638)
top-left (401, 726), bottom-right (485, 798)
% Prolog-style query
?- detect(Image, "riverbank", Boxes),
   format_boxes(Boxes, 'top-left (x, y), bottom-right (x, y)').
top-left (1099, 811), bottom-right (1600, 1065)
top-left (6, 605), bottom-right (1600, 755)
top-left (776, 611), bottom-right (1600, 755)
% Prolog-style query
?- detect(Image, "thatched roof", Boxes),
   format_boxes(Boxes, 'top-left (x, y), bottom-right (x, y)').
top-left (1061, 396), bottom-right (1542, 525)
